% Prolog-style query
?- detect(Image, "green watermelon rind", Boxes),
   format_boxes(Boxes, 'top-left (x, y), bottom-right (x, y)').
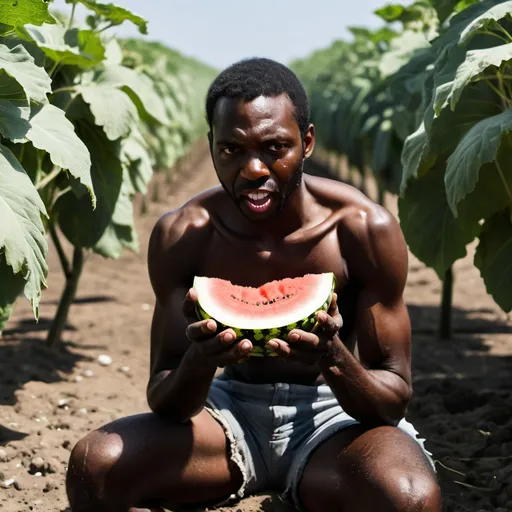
top-left (194, 274), bottom-right (335, 357)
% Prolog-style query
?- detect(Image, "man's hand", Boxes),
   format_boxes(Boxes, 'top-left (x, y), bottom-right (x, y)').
top-left (267, 293), bottom-right (343, 365)
top-left (182, 288), bottom-right (253, 367)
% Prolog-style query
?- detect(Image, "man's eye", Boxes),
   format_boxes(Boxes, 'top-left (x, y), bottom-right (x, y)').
top-left (269, 143), bottom-right (286, 152)
top-left (222, 146), bottom-right (238, 155)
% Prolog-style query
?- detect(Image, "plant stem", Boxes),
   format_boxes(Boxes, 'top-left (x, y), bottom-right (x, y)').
top-left (495, 158), bottom-right (512, 203)
top-left (485, 79), bottom-right (510, 105)
top-left (63, 95), bottom-right (77, 112)
top-left (152, 181), bottom-right (160, 203)
top-left (440, 266), bottom-right (453, 340)
top-left (141, 194), bottom-right (148, 216)
top-left (98, 22), bottom-right (116, 33)
top-left (36, 166), bottom-right (61, 190)
top-left (48, 60), bottom-right (61, 79)
top-left (49, 223), bottom-right (71, 278)
top-left (68, 1), bottom-right (77, 30)
top-left (18, 142), bottom-right (25, 165)
top-left (46, 247), bottom-right (84, 347)
top-left (494, 22), bottom-right (512, 42)
top-left (0, 27), bottom-right (15, 38)
top-left (51, 86), bottom-right (78, 95)
top-left (480, 29), bottom-right (510, 44)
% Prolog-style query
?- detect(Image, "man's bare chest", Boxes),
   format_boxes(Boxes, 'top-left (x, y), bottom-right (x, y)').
top-left (197, 228), bottom-right (348, 292)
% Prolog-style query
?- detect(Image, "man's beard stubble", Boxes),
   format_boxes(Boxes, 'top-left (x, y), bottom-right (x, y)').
top-left (215, 159), bottom-right (305, 218)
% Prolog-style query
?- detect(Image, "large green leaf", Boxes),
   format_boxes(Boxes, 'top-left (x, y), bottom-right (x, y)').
top-left (54, 122), bottom-right (122, 248)
top-left (425, 80), bottom-right (501, 167)
top-left (93, 168), bottom-right (139, 258)
top-left (0, 43), bottom-right (51, 103)
top-left (121, 129), bottom-right (152, 194)
top-left (21, 24), bottom-right (104, 69)
top-left (0, 69), bottom-right (30, 141)
top-left (93, 223), bottom-right (138, 259)
top-left (374, 4), bottom-right (407, 22)
top-left (399, 165), bottom-right (480, 277)
top-left (374, 2), bottom-right (434, 25)
top-left (104, 38), bottom-right (123, 66)
top-left (475, 210), bottom-right (512, 311)
top-left (0, 143), bottom-right (48, 319)
top-left (96, 65), bottom-right (169, 125)
top-left (430, 0), bottom-right (509, 65)
top-left (111, 168), bottom-right (134, 227)
top-left (378, 30), bottom-right (430, 78)
top-left (431, 0), bottom-right (463, 22)
top-left (463, 158), bottom-right (512, 223)
top-left (79, 84), bottom-right (138, 141)
top-left (445, 108), bottom-right (512, 214)
top-left (73, 0), bottom-right (148, 34)
top-left (0, 0), bottom-right (55, 28)
top-left (400, 121), bottom-right (429, 193)
top-left (459, 1), bottom-right (512, 44)
top-left (25, 103), bottom-right (94, 203)
top-left (436, 43), bottom-right (512, 114)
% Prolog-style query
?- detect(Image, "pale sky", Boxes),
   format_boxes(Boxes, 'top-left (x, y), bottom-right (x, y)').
top-left (52, 0), bottom-right (390, 69)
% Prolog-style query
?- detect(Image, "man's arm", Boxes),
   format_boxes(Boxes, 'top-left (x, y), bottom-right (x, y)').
top-left (145, 207), bottom-right (218, 423)
top-left (319, 206), bottom-right (412, 427)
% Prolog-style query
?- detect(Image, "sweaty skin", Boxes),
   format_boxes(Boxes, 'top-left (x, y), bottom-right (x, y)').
top-left (66, 94), bottom-right (441, 512)
top-left (147, 94), bottom-right (411, 426)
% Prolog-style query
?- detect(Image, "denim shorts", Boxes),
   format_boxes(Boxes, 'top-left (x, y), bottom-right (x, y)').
top-left (205, 372), bottom-right (435, 510)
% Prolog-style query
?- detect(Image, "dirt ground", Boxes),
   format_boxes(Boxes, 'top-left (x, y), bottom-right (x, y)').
top-left (1, 146), bottom-right (511, 512)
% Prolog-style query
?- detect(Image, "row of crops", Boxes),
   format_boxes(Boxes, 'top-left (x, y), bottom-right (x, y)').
top-left (292, 0), bottom-right (512, 336)
top-left (0, 0), bottom-right (216, 343)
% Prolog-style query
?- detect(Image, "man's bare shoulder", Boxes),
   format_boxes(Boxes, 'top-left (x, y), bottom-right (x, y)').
top-left (147, 186), bottom-right (225, 295)
top-left (306, 174), bottom-right (394, 231)
top-left (307, 174), bottom-right (408, 295)
top-left (149, 186), bottom-right (225, 251)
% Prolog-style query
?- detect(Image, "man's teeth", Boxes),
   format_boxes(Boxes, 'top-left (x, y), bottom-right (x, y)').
top-left (247, 191), bottom-right (271, 201)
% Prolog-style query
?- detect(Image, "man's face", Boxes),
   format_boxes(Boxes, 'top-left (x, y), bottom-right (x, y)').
top-left (210, 94), bottom-right (314, 222)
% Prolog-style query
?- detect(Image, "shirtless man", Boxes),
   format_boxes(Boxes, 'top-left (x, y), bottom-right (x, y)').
top-left (66, 58), bottom-right (441, 512)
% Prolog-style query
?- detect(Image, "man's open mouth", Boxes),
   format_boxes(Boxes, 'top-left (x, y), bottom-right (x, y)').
top-left (242, 191), bottom-right (274, 213)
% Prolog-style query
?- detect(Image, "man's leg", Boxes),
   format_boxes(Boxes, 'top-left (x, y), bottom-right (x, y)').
top-left (66, 410), bottom-right (243, 512)
top-left (297, 425), bottom-right (441, 512)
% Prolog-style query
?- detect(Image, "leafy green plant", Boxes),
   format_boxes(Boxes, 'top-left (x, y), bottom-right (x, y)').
top-left (293, 0), bottom-right (512, 338)
top-left (0, 0), bottom-right (215, 344)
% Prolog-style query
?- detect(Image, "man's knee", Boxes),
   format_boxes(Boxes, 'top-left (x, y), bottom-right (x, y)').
top-left (387, 469), bottom-right (442, 512)
top-left (66, 430), bottom-right (124, 511)
top-left (299, 465), bottom-right (441, 512)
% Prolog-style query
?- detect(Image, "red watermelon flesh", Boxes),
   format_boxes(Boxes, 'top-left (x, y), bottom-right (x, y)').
top-left (193, 273), bottom-right (335, 334)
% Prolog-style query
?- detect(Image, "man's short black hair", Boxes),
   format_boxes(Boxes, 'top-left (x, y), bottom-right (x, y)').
top-left (206, 57), bottom-right (310, 137)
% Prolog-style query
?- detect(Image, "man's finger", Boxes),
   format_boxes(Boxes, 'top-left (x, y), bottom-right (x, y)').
top-left (328, 292), bottom-right (338, 315)
top-left (287, 329), bottom-right (321, 350)
top-left (316, 310), bottom-right (343, 334)
top-left (267, 339), bottom-right (317, 365)
top-left (267, 339), bottom-right (291, 358)
top-left (215, 339), bottom-right (253, 366)
top-left (182, 288), bottom-right (199, 322)
top-left (199, 329), bottom-right (237, 354)
top-left (186, 318), bottom-right (217, 341)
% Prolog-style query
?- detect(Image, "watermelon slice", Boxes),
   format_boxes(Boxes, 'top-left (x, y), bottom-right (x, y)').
top-left (193, 273), bottom-right (335, 357)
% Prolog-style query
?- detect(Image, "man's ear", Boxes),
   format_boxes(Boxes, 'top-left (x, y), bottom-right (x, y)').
top-left (303, 123), bottom-right (315, 159)
top-left (207, 130), bottom-right (213, 151)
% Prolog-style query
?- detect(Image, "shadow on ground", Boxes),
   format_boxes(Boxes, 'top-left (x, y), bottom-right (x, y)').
top-left (0, 294), bottom-right (112, 406)
top-left (0, 336), bottom-right (91, 407)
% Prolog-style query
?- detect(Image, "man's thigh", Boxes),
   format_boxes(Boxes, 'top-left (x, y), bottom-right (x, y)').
top-left (297, 424), bottom-right (441, 512)
top-left (66, 409), bottom-right (243, 511)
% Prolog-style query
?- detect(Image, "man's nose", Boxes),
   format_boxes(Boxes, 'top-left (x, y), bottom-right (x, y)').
top-left (240, 155), bottom-right (270, 180)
